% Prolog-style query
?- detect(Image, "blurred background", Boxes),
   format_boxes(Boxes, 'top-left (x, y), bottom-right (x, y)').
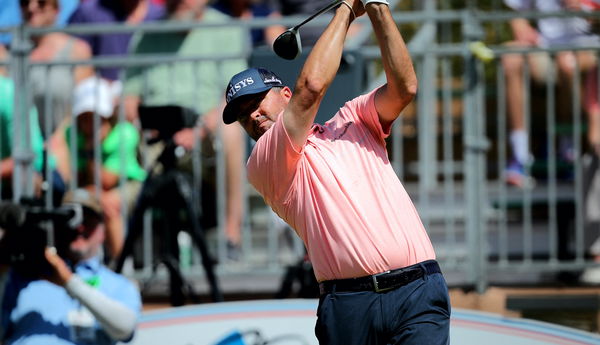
top-left (2, 0), bottom-right (600, 342)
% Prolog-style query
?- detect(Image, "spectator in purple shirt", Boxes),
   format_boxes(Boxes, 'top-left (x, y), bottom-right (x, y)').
top-left (68, 0), bottom-right (165, 82)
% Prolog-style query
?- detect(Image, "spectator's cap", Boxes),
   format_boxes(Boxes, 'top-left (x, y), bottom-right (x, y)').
top-left (72, 76), bottom-right (114, 118)
top-left (62, 188), bottom-right (103, 217)
top-left (223, 68), bottom-right (285, 124)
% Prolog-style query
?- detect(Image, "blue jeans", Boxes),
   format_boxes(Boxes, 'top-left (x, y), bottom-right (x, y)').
top-left (315, 267), bottom-right (450, 345)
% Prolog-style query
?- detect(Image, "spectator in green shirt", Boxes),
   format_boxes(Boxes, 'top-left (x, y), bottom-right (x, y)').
top-left (0, 75), bottom-right (46, 200)
top-left (53, 76), bottom-right (146, 262)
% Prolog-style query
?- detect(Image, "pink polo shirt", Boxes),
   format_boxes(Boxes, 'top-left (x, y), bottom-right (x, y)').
top-left (247, 88), bottom-right (435, 282)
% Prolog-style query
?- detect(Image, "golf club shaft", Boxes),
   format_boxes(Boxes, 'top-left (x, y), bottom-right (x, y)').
top-left (292, 0), bottom-right (344, 31)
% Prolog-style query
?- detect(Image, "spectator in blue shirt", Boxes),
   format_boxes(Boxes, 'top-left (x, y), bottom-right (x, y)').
top-left (0, 189), bottom-right (142, 345)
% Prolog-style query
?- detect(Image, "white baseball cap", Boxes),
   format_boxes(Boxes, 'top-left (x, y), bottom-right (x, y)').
top-left (72, 76), bottom-right (114, 118)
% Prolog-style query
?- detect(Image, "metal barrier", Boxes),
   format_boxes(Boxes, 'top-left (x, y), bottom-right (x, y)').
top-left (2, 5), bottom-right (600, 295)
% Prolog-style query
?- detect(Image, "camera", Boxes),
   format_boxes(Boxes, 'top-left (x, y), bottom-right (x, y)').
top-left (0, 199), bottom-right (84, 278)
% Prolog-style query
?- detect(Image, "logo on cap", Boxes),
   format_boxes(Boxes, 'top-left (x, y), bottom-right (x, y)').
top-left (226, 77), bottom-right (255, 102)
top-left (264, 76), bottom-right (282, 84)
top-left (222, 68), bottom-right (285, 125)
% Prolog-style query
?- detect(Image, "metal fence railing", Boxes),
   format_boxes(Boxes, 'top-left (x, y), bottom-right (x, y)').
top-left (2, 6), bottom-right (600, 295)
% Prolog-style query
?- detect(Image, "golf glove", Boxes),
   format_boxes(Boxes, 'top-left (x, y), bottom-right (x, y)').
top-left (362, 0), bottom-right (389, 6)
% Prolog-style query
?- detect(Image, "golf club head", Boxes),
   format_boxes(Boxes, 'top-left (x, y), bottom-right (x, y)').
top-left (273, 29), bottom-right (302, 60)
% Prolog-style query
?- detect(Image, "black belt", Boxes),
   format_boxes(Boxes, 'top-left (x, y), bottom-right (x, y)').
top-left (319, 260), bottom-right (441, 295)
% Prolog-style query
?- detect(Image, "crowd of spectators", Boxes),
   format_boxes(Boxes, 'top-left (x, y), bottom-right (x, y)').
top-left (0, 0), bottom-right (361, 267)
top-left (0, 0), bottom-right (268, 262)
top-left (502, 0), bottom-right (600, 188)
top-left (0, 0), bottom-right (373, 262)
top-left (500, 0), bottom-right (600, 283)
top-left (0, 0), bottom-right (266, 342)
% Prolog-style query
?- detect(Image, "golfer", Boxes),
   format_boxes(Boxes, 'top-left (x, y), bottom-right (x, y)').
top-left (222, 0), bottom-right (450, 344)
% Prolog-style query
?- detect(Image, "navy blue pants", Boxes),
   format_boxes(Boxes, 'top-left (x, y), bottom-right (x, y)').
top-left (315, 267), bottom-right (450, 345)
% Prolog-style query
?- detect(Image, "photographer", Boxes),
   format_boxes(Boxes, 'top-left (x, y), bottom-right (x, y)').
top-left (0, 189), bottom-right (141, 345)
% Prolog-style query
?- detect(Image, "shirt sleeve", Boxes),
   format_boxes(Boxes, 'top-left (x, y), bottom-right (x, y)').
top-left (0, 78), bottom-right (43, 171)
top-left (66, 275), bottom-right (139, 341)
top-left (340, 86), bottom-right (388, 141)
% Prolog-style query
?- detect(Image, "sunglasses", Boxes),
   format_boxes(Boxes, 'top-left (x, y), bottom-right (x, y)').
top-left (19, 0), bottom-right (50, 8)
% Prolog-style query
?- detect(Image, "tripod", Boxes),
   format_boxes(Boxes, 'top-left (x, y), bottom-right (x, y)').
top-left (115, 106), bottom-right (223, 305)
top-left (275, 252), bottom-right (319, 299)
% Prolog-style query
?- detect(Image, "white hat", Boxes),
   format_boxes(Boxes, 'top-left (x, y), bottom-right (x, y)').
top-left (72, 76), bottom-right (114, 118)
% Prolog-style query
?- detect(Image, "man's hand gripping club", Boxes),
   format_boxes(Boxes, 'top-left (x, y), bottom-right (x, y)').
top-left (361, 0), bottom-right (389, 6)
top-left (284, 0), bottom-right (365, 147)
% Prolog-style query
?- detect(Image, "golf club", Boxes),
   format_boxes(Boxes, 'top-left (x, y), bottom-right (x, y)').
top-left (273, 0), bottom-right (343, 60)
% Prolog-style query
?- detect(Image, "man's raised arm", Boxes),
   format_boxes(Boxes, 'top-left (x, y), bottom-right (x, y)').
top-left (368, 2), bottom-right (418, 133)
top-left (284, 1), bottom-right (365, 148)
